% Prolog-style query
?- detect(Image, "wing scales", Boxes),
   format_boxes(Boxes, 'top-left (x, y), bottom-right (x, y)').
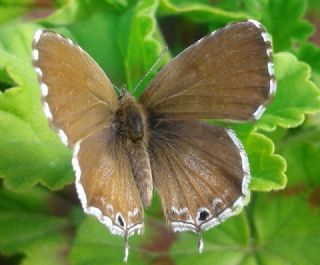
top-left (140, 20), bottom-right (275, 121)
top-left (74, 127), bottom-right (144, 237)
top-left (149, 120), bottom-right (250, 232)
top-left (33, 30), bottom-right (118, 146)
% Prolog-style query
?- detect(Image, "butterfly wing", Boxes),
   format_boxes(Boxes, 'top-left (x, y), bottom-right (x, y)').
top-left (73, 127), bottom-right (143, 236)
top-left (139, 20), bottom-right (275, 121)
top-left (32, 30), bottom-right (118, 146)
top-left (33, 31), bottom-right (143, 237)
top-left (149, 120), bottom-right (249, 232)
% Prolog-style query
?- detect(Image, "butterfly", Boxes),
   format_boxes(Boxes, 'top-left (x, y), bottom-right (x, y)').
top-left (32, 19), bottom-right (276, 261)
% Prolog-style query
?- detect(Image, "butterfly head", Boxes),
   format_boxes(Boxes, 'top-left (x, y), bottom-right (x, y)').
top-left (118, 87), bottom-right (126, 98)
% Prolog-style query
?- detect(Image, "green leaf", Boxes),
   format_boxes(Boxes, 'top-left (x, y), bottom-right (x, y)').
top-left (257, 52), bottom-right (320, 131)
top-left (158, 0), bottom-right (247, 23)
top-left (243, 130), bottom-right (287, 191)
top-left (306, 0), bottom-right (320, 12)
top-left (0, 23), bottom-right (38, 61)
top-left (276, 125), bottom-right (320, 187)
top-left (226, 122), bottom-right (287, 191)
top-left (170, 192), bottom-right (320, 265)
top-left (252, 193), bottom-right (320, 264)
top-left (0, 187), bottom-right (71, 265)
top-left (170, 213), bottom-right (250, 264)
top-left (297, 42), bottom-right (320, 69)
top-left (158, 0), bottom-right (313, 52)
top-left (0, 66), bottom-right (15, 92)
top-left (113, 0), bottom-right (163, 96)
top-left (213, 0), bottom-right (269, 19)
top-left (297, 42), bottom-right (320, 86)
top-left (258, 0), bottom-right (313, 51)
top-left (69, 216), bottom-right (151, 265)
top-left (0, 0), bottom-right (32, 24)
top-left (0, 35), bottom-right (73, 190)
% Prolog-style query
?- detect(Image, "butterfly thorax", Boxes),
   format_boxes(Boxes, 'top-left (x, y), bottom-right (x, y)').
top-left (115, 92), bottom-right (148, 143)
top-left (114, 92), bottom-right (153, 208)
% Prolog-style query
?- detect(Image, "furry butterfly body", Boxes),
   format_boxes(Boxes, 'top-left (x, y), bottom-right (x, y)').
top-left (32, 19), bottom-right (276, 261)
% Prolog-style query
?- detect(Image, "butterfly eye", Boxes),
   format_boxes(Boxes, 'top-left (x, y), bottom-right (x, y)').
top-left (118, 88), bottom-right (127, 101)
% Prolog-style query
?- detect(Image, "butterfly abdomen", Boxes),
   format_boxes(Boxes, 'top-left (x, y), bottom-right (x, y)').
top-left (126, 106), bottom-right (144, 142)
top-left (115, 93), bottom-right (153, 208)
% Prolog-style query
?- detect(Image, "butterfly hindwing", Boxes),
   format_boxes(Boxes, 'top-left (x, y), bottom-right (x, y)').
top-left (32, 30), bottom-right (118, 146)
top-left (73, 126), bottom-right (144, 236)
top-left (149, 120), bottom-right (250, 232)
top-left (140, 20), bottom-right (276, 121)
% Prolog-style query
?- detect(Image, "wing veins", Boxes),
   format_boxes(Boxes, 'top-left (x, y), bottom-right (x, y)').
top-left (162, 147), bottom-right (196, 220)
top-left (163, 129), bottom-right (242, 174)
top-left (170, 148), bottom-right (212, 209)
top-left (88, 90), bottom-right (112, 108)
top-left (152, 69), bottom-right (268, 108)
top-left (55, 102), bottom-right (107, 123)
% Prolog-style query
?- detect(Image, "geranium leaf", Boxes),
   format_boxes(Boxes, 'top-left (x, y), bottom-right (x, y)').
top-left (244, 131), bottom-right (286, 191)
top-left (259, 0), bottom-right (313, 51)
top-left (257, 52), bottom-right (320, 131)
top-left (69, 216), bottom-right (151, 265)
top-left (276, 125), bottom-right (320, 187)
top-left (0, 37), bottom-right (73, 190)
top-left (0, 187), bottom-right (71, 265)
top-left (169, 192), bottom-right (320, 265)
top-left (158, 0), bottom-right (247, 23)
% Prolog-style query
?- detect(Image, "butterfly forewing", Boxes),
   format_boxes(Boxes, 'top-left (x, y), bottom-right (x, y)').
top-left (73, 127), bottom-right (144, 236)
top-left (140, 20), bottom-right (276, 121)
top-left (32, 30), bottom-right (118, 146)
top-left (149, 120), bottom-right (250, 232)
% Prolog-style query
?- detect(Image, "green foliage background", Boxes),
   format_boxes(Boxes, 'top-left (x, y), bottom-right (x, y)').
top-left (0, 0), bottom-right (320, 264)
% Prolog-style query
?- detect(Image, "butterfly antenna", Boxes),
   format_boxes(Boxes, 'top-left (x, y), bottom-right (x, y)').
top-left (132, 46), bottom-right (169, 95)
top-left (123, 234), bottom-right (130, 263)
top-left (198, 232), bottom-right (204, 254)
top-left (113, 84), bottom-right (121, 95)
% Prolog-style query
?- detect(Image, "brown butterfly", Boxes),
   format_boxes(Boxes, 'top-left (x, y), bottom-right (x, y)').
top-left (32, 19), bottom-right (276, 261)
